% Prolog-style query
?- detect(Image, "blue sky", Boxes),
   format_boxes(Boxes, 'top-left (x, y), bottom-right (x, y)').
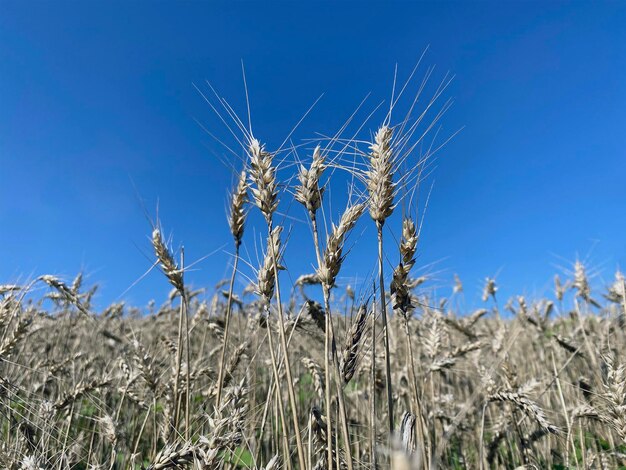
top-left (1, 1), bottom-right (625, 310)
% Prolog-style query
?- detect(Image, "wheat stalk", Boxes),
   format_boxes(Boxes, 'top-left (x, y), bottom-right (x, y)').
top-left (151, 226), bottom-right (189, 436)
top-left (216, 170), bottom-right (248, 407)
top-left (316, 203), bottom-right (364, 470)
top-left (367, 124), bottom-right (396, 434)
top-left (248, 135), bottom-right (307, 470)
top-left (254, 227), bottom-right (292, 467)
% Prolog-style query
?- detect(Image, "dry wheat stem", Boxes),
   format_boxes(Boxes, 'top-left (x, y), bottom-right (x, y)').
top-left (370, 296), bottom-right (377, 469)
top-left (182, 250), bottom-right (191, 440)
top-left (216, 170), bottom-right (248, 408)
top-left (368, 125), bottom-right (396, 434)
top-left (377, 221), bottom-right (394, 434)
top-left (215, 247), bottom-right (240, 408)
top-left (256, 297), bottom-right (330, 468)
top-left (256, 232), bottom-right (292, 470)
top-left (266, 221), bottom-right (307, 470)
top-left (320, 284), bottom-right (354, 470)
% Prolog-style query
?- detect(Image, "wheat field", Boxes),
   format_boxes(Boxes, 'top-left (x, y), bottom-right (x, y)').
top-left (2, 84), bottom-right (625, 470)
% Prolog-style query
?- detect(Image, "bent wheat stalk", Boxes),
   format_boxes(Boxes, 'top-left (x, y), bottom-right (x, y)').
top-left (152, 227), bottom-right (188, 435)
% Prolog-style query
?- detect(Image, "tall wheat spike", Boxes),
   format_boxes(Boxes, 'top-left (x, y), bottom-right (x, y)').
top-left (367, 124), bottom-right (396, 433)
top-left (297, 142), bottom-right (360, 470)
top-left (248, 137), bottom-right (306, 470)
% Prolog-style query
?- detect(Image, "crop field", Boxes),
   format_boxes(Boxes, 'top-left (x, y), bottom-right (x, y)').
top-left (0, 26), bottom-right (626, 470)
top-left (2, 79), bottom-right (625, 470)
top-left (2, 252), bottom-right (626, 470)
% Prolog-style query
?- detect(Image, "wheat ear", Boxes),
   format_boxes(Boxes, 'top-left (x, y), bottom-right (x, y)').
top-left (152, 228), bottom-right (184, 294)
top-left (341, 303), bottom-right (368, 384)
top-left (295, 144), bottom-right (326, 217)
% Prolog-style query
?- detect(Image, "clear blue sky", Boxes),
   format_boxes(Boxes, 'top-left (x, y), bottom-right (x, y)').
top-left (1, 1), bottom-right (625, 309)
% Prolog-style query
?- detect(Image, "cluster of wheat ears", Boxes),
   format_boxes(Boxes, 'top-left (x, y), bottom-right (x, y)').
top-left (2, 70), bottom-right (626, 470)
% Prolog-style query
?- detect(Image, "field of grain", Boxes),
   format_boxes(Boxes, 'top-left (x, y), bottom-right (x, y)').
top-left (2, 90), bottom-right (625, 470)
